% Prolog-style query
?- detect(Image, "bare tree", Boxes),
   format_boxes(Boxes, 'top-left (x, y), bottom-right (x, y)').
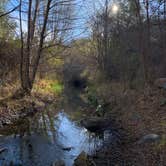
top-left (0, 5), bottom-right (19, 18)
top-left (17, 0), bottom-right (74, 95)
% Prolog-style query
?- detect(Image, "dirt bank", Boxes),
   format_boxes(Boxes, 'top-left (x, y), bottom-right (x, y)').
top-left (90, 88), bottom-right (166, 166)
top-left (0, 93), bottom-right (56, 129)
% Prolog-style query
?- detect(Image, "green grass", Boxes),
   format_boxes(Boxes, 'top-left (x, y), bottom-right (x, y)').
top-left (51, 82), bottom-right (63, 94)
top-left (33, 79), bottom-right (64, 96)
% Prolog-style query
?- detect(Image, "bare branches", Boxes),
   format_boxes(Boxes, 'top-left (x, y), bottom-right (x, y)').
top-left (0, 5), bottom-right (20, 18)
top-left (31, 0), bottom-right (53, 85)
top-left (14, 0), bottom-right (76, 93)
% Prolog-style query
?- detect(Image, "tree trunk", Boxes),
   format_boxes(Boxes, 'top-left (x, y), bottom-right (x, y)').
top-left (30, 0), bottom-right (52, 88)
top-left (135, 0), bottom-right (148, 84)
top-left (19, 0), bottom-right (50, 94)
top-left (103, 0), bottom-right (108, 72)
top-left (19, 0), bottom-right (24, 89)
top-left (145, 0), bottom-right (153, 84)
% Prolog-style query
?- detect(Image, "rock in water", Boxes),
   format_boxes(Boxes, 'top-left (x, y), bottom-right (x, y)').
top-left (137, 134), bottom-right (161, 144)
top-left (52, 160), bottom-right (65, 166)
top-left (81, 117), bottom-right (110, 132)
top-left (74, 151), bottom-right (88, 166)
top-left (0, 147), bottom-right (8, 153)
top-left (154, 78), bottom-right (166, 89)
top-left (62, 147), bottom-right (73, 151)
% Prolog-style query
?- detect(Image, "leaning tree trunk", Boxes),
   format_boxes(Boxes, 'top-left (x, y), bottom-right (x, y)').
top-left (16, 0), bottom-right (74, 99)
top-left (18, 0), bottom-right (51, 96)
top-left (30, 0), bottom-right (52, 89)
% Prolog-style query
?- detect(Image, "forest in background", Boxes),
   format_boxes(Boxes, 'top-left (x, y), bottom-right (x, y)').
top-left (0, 0), bottom-right (166, 95)
top-left (0, 0), bottom-right (166, 165)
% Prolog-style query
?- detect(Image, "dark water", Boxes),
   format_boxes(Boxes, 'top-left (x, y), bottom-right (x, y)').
top-left (0, 105), bottom-right (115, 166)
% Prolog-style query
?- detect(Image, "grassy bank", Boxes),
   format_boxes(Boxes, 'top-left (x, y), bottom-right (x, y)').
top-left (0, 78), bottom-right (63, 129)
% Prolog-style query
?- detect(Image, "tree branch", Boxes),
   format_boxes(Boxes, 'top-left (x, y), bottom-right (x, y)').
top-left (0, 5), bottom-right (20, 18)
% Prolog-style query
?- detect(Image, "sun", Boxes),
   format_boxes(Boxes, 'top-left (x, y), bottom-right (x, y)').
top-left (112, 4), bottom-right (119, 14)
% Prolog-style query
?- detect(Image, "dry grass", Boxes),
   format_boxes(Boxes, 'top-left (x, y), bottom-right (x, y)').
top-left (0, 78), bottom-right (63, 128)
top-left (88, 79), bottom-right (166, 165)
top-left (100, 82), bottom-right (166, 165)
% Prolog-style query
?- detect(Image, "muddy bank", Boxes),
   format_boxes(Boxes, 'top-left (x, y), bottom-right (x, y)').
top-left (82, 119), bottom-right (125, 166)
top-left (0, 94), bottom-right (55, 129)
top-left (0, 84), bottom-right (121, 166)
top-left (1, 85), bottom-right (165, 165)
top-left (88, 88), bottom-right (166, 166)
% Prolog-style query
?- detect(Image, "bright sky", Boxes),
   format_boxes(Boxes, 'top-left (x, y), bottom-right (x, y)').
top-left (73, 0), bottom-right (120, 39)
top-left (6, 0), bottom-right (119, 40)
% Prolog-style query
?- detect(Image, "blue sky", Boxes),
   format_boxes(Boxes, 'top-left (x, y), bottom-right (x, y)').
top-left (5, 0), bottom-right (166, 42)
top-left (6, 0), bottom-right (115, 40)
top-left (6, 0), bottom-right (91, 40)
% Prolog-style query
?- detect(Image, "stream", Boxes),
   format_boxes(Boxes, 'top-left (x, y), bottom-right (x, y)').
top-left (0, 103), bottom-right (117, 166)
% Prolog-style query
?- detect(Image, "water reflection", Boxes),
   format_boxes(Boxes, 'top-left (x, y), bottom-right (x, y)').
top-left (0, 107), bottom-right (113, 166)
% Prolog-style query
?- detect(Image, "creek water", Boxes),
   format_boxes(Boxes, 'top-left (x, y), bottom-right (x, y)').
top-left (0, 103), bottom-right (116, 166)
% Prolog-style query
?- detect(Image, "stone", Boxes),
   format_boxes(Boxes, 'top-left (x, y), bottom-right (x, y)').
top-left (154, 78), bottom-right (166, 89)
top-left (137, 134), bottom-right (161, 144)
top-left (81, 117), bottom-right (111, 132)
top-left (2, 119), bottom-right (12, 126)
top-left (52, 160), bottom-right (65, 166)
top-left (74, 151), bottom-right (88, 166)
top-left (0, 147), bottom-right (8, 153)
top-left (42, 96), bottom-right (54, 104)
top-left (35, 100), bottom-right (45, 109)
top-left (62, 147), bottom-right (73, 151)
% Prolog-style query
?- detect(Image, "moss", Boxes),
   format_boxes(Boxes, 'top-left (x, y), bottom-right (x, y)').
top-left (51, 82), bottom-right (63, 94)
top-left (33, 79), bottom-right (63, 96)
top-left (70, 111), bottom-right (84, 120)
